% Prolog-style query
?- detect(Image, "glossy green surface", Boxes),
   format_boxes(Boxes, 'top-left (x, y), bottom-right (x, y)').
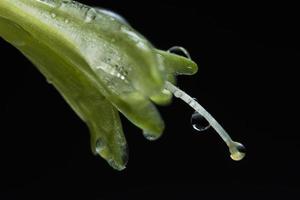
top-left (0, 0), bottom-right (198, 170)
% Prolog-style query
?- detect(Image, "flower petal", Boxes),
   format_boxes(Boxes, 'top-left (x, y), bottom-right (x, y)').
top-left (0, 18), bottom-right (127, 170)
top-left (156, 50), bottom-right (198, 75)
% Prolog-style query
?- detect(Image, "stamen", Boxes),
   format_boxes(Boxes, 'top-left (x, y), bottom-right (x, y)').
top-left (165, 81), bottom-right (246, 161)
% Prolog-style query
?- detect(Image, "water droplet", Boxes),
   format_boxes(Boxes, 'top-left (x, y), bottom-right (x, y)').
top-left (229, 142), bottom-right (246, 161)
top-left (168, 46), bottom-right (191, 59)
top-left (95, 139), bottom-right (127, 170)
top-left (188, 98), bottom-right (197, 108)
top-left (107, 159), bottom-right (126, 171)
top-left (191, 112), bottom-right (210, 132)
top-left (120, 25), bottom-right (129, 32)
top-left (174, 90), bottom-right (182, 98)
top-left (46, 78), bottom-right (53, 85)
top-left (95, 138), bottom-right (106, 153)
top-left (120, 144), bottom-right (129, 166)
top-left (38, 0), bottom-right (62, 8)
top-left (97, 8), bottom-right (130, 25)
top-left (85, 8), bottom-right (97, 23)
top-left (143, 131), bottom-right (160, 141)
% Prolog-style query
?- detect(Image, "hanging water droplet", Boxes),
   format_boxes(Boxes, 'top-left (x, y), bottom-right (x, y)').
top-left (95, 138), bottom-right (106, 153)
top-left (120, 144), bottom-right (129, 166)
top-left (191, 112), bottom-right (210, 132)
top-left (229, 142), bottom-right (246, 161)
top-left (107, 159), bottom-right (126, 171)
top-left (143, 131), bottom-right (160, 141)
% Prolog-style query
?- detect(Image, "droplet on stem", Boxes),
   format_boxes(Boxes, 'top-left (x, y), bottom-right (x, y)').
top-left (191, 111), bottom-right (210, 132)
top-left (165, 81), bottom-right (246, 161)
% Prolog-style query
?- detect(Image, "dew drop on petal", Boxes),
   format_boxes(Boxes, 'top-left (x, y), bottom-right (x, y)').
top-left (167, 46), bottom-right (191, 59)
top-left (95, 138), bottom-right (106, 154)
top-left (143, 131), bottom-right (160, 141)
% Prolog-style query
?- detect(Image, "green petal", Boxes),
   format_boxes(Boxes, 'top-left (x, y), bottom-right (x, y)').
top-left (149, 49), bottom-right (198, 105)
top-left (0, 16), bottom-right (128, 170)
top-left (150, 89), bottom-right (173, 105)
top-left (85, 100), bottom-right (128, 171)
top-left (0, 0), bottom-right (165, 142)
top-left (156, 49), bottom-right (198, 75)
top-left (0, 1), bottom-right (199, 169)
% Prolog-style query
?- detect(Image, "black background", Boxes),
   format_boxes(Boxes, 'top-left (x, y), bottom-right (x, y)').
top-left (0, 1), bottom-right (299, 199)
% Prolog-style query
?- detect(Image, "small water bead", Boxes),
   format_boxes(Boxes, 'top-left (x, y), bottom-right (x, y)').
top-left (51, 13), bottom-right (56, 18)
top-left (46, 78), bottom-right (53, 85)
top-left (143, 131), bottom-right (160, 141)
top-left (173, 90), bottom-right (183, 98)
top-left (188, 97), bottom-right (198, 107)
top-left (85, 8), bottom-right (97, 23)
top-left (120, 144), bottom-right (129, 166)
top-left (167, 46), bottom-right (191, 59)
top-left (191, 111), bottom-right (211, 132)
top-left (38, 0), bottom-right (62, 8)
top-left (229, 142), bottom-right (246, 161)
top-left (165, 72), bottom-right (246, 162)
top-left (107, 159), bottom-right (126, 171)
top-left (95, 138), bottom-right (106, 153)
top-left (97, 9), bottom-right (130, 25)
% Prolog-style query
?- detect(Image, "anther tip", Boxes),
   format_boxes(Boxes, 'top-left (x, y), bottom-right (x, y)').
top-left (229, 141), bottom-right (246, 161)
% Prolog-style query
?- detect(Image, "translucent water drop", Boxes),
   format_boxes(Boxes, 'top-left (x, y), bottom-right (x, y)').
top-left (173, 90), bottom-right (182, 98)
top-left (191, 112), bottom-right (210, 132)
top-left (229, 142), bottom-right (246, 161)
top-left (95, 138), bottom-right (106, 153)
top-left (85, 8), bottom-right (97, 23)
top-left (120, 144), bottom-right (129, 166)
top-left (143, 131), bottom-right (160, 141)
top-left (96, 8), bottom-right (130, 25)
top-left (107, 159), bottom-right (126, 171)
top-left (168, 46), bottom-right (191, 59)
top-left (46, 78), bottom-right (53, 85)
top-left (38, 0), bottom-right (62, 8)
top-left (165, 81), bottom-right (246, 162)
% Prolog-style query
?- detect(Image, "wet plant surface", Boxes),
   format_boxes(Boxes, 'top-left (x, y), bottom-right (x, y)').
top-left (0, 1), bottom-right (299, 199)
